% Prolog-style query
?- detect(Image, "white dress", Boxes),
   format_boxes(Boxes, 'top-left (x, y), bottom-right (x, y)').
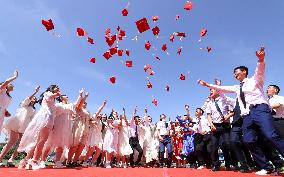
top-left (148, 127), bottom-right (159, 161)
top-left (18, 91), bottom-right (56, 153)
top-left (87, 116), bottom-right (103, 149)
top-left (70, 108), bottom-right (91, 147)
top-left (4, 97), bottom-right (36, 134)
top-left (144, 122), bottom-right (156, 163)
top-left (45, 102), bottom-right (75, 149)
top-left (0, 89), bottom-right (12, 131)
top-left (103, 120), bottom-right (120, 154)
top-left (118, 119), bottom-right (133, 156)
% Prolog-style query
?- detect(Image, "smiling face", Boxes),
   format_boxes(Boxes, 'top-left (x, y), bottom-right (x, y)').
top-left (209, 88), bottom-right (218, 99)
top-left (267, 85), bottom-right (278, 96)
top-left (6, 83), bottom-right (14, 92)
top-left (234, 69), bottom-right (247, 82)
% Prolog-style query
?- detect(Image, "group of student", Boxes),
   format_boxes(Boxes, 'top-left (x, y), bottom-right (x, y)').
top-left (0, 47), bottom-right (283, 175)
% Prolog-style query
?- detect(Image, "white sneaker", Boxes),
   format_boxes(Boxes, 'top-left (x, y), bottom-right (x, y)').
top-left (39, 161), bottom-right (46, 169)
top-left (82, 162), bottom-right (89, 168)
top-left (197, 166), bottom-right (205, 170)
top-left (31, 161), bottom-right (40, 170)
top-left (123, 163), bottom-right (127, 168)
top-left (255, 169), bottom-right (269, 175)
top-left (54, 161), bottom-right (64, 169)
top-left (106, 165), bottom-right (111, 168)
top-left (25, 159), bottom-right (33, 170)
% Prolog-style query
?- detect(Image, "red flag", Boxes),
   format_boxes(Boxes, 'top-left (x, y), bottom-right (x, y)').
top-left (41, 19), bottom-right (54, 31)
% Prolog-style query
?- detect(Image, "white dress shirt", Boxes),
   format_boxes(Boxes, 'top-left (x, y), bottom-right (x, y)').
top-left (193, 116), bottom-right (211, 134)
top-left (129, 120), bottom-right (142, 138)
top-left (156, 120), bottom-right (171, 136)
top-left (205, 96), bottom-right (234, 123)
top-left (209, 62), bottom-right (268, 116)
top-left (268, 95), bottom-right (284, 118)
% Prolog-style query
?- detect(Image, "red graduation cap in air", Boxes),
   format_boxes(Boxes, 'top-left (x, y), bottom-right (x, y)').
top-left (170, 34), bottom-right (175, 42)
top-left (144, 64), bottom-right (152, 72)
top-left (184, 1), bottom-right (193, 11)
top-left (77, 27), bottom-right (87, 36)
top-left (103, 51), bottom-right (112, 60)
top-left (135, 18), bottom-right (150, 33)
top-left (117, 49), bottom-right (123, 56)
top-left (207, 46), bottom-right (212, 52)
top-left (148, 70), bottom-right (155, 75)
top-left (152, 26), bottom-right (160, 36)
top-left (109, 76), bottom-right (116, 84)
top-left (166, 85), bottom-right (170, 92)
top-left (42, 19), bottom-right (54, 31)
top-left (152, 16), bottom-right (159, 22)
top-left (200, 28), bottom-right (208, 37)
top-left (147, 82), bottom-right (153, 88)
top-left (122, 8), bottom-right (128, 16)
top-left (109, 47), bottom-right (118, 55)
top-left (125, 60), bottom-right (133, 67)
top-left (145, 41), bottom-right (151, 50)
top-left (105, 35), bottom-right (116, 47)
top-left (177, 47), bottom-right (182, 55)
top-left (180, 74), bottom-right (186, 80)
top-left (125, 49), bottom-right (130, 56)
top-left (89, 58), bottom-right (96, 63)
top-left (176, 32), bottom-right (186, 37)
top-left (87, 37), bottom-right (94, 44)
top-left (175, 15), bottom-right (180, 20)
top-left (162, 44), bottom-right (167, 52)
top-left (152, 98), bottom-right (158, 106)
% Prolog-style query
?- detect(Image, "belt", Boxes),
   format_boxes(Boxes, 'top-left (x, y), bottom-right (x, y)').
top-left (213, 122), bottom-right (230, 126)
top-left (249, 103), bottom-right (267, 109)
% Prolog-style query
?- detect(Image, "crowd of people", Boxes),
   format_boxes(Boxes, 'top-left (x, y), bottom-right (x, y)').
top-left (0, 47), bottom-right (283, 175)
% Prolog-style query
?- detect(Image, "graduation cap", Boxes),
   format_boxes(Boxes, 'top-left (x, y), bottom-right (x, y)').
top-left (135, 18), bottom-right (150, 33)
top-left (126, 60), bottom-right (133, 67)
top-left (89, 58), bottom-right (96, 63)
top-left (77, 27), bottom-right (87, 36)
top-left (87, 37), bottom-right (94, 44)
top-left (42, 19), bottom-right (54, 31)
top-left (110, 76), bottom-right (116, 84)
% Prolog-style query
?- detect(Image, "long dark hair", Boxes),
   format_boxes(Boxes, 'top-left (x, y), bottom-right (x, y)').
top-left (37, 85), bottom-right (59, 105)
top-left (0, 82), bottom-right (12, 98)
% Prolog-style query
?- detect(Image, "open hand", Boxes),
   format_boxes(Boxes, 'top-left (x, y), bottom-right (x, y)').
top-left (198, 80), bottom-right (209, 87)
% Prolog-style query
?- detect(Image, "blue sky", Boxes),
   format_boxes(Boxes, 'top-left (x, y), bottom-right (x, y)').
top-left (1, 0), bottom-right (284, 142)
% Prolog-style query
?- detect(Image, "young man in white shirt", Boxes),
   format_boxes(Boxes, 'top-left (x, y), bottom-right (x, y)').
top-left (267, 84), bottom-right (284, 138)
top-left (198, 47), bottom-right (284, 175)
top-left (157, 114), bottom-right (173, 168)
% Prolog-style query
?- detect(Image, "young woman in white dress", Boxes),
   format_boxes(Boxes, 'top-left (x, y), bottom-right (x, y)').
top-left (0, 86), bottom-right (40, 167)
top-left (66, 92), bottom-right (91, 167)
top-left (18, 85), bottom-right (61, 170)
top-left (41, 89), bottom-right (84, 168)
top-left (102, 110), bottom-right (121, 168)
top-left (0, 70), bottom-right (18, 133)
top-left (83, 100), bottom-right (107, 167)
top-left (117, 108), bottom-right (133, 168)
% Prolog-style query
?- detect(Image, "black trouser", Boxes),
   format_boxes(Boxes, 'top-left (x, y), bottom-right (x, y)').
top-left (129, 137), bottom-right (143, 165)
top-left (273, 118), bottom-right (284, 139)
top-left (195, 133), bottom-right (218, 166)
top-left (230, 126), bottom-right (254, 168)
top-left (212, 122), bottom-right (231, 167)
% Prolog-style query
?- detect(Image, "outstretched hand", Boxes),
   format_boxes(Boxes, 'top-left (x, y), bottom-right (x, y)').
top-left (35, 86), bottom-right (40, 92)
top-left (256, 47), bottom-right (265, 62)
top-left (198, 79), bottom-right (209, 87)
top-left (13, 70), bottom-right (19, 79)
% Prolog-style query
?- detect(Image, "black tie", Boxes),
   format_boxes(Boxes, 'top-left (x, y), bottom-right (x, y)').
top-left (240, 82), bottom-right (246, 108)
top-left (135, 125), bottom-right (138, 137)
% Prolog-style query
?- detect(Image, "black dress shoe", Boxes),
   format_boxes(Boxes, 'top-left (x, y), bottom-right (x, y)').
top-left (211, 166), bottom-right (220, 171)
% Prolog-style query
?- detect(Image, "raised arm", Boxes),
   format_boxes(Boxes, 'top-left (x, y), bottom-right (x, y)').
top-left (185, 105), bottom-right (193, 122)
top-left (0, 70), bottom-right (18, 90)
top-left (75, 88), bottom-right (85, 108)
top-left (198, 79), bottom-right (237, 93)
top-left (94, 100), bottom-right (107, 119)
top-left (77, 92), bottom-right (89, 110)
top-left (28, 86), bottom-right (40, 100)
top-left (130, 106), bottom-right (138, 125)
top-left (253, 47), bottom-right (265, 85)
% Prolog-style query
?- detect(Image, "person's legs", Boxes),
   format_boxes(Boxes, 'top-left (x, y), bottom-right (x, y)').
top-left (273, 119), bottom-right (284, 139)
top-left (73, 143), bottom-right (85, 162)
top-left (92, 146), bottom-right (102, 163)
top-left (165, 137), bottom-right (173, 167)
top-left (0, 131), bottom-right (20, 163)
top-left (33, 127), bottom-right (50, 161)
top-left (55, 147), bottom-right (64, 162)
top-left (159, 140), bottom-right (166, 166)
